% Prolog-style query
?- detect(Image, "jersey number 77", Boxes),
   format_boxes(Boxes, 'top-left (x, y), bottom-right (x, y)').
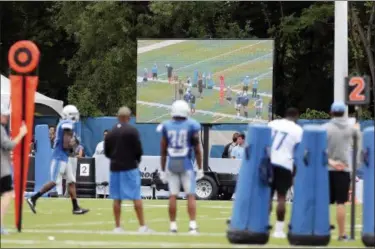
top-left (271, 130), bottom-right (288, 150)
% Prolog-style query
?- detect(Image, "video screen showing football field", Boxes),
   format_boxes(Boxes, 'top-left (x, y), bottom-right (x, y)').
top-left (136, 39), bottom-right (274, 124)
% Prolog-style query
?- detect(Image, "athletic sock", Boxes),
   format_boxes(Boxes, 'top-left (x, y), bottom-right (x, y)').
top-left (189, 220), bottom-right (197, 230)
top-left (170, 221), bottom-right (177, 231)
top-left (32, 192), bottom-right (42, 201)
top-left (275, 221), bottom-right (284, 232)
top-left (72, 199), bottom-right (79, 210)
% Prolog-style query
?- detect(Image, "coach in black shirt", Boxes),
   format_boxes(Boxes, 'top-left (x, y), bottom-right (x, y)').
top-left (104, 106), bottom-right (151, 233)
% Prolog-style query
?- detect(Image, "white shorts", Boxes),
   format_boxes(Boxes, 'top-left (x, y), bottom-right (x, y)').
top-left (50, 159), bottom-right (76, 184)
top-left (167, 170), bottom-right (195, 196)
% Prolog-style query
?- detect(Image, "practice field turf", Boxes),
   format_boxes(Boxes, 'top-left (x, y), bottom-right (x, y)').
top-left (136, 40), bottom-right (273, 123)
top-left (1, 199), bottom-right (365, 248)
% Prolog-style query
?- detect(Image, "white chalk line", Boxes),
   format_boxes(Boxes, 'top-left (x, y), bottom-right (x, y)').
top-left (138, 40), bottom-right (186, 54)
top-left (158, 41), bottom-right (268, 76)
top-left (0, 239), bottom-right (302, 248)
top-left (31, 216), bottom-right (226, 229)
top-left (212, 52), bottom-right (272, 76)
top-left (138, 100), bottom-right (268, 123)
top-left (137, 77), bottom-right (272, 98)
top-left (6, 228), bottom-right (226, 237)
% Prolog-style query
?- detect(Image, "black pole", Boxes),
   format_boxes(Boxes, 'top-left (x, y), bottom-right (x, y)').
top-left (202, 125), bottom-right (210, 172)
top-left (18, 75), bottom-right (26, 232)
top-left (350, 106), bottom-right (359, 240)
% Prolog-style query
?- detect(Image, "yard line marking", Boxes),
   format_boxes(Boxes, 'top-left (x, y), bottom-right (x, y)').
top-left (147, 112), bottom-right (170, 123)
top-left (0, 239), bottom-right (363, 248)
top-left (212, 116), bottom-right (227, 123)
top-left (158, 41), bottom-right (268, 76)
top-left (137, 77), bottom-right (272, 98)
top-left (230, 70), bottom-right (273, 90)
top-left (138, 40), bottom-right (186, 54)
top-left (212, 53), bottom-right (272, 76)
top-left (137, 100), bottom-right (268, 124)
top-left (9, 228), bottom-right (226, 237)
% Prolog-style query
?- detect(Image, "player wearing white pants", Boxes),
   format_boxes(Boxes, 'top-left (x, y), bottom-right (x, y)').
top-left (50, 159), bottom-right (76, 186)
top-left (167, 170), bottom-right (196, 196)
top-left (157, 100), bottom-right (204, 234)
top-left (27, 105), bottom-right (89, 215)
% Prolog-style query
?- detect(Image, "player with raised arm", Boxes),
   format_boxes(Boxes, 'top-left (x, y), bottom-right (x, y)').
top-left (268, 108), bottom-right (303, 238)
top-left (157, 100), bottom-right (204, 234)
top-left (27, 105), bottom-right (89, 215)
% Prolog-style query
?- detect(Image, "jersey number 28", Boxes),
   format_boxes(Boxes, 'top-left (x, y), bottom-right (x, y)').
top-left (168, 130), bottom-right (188, 148)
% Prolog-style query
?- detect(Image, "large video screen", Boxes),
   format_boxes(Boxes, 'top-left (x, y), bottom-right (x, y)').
top-left (136, 39), bottom-right (274, 124)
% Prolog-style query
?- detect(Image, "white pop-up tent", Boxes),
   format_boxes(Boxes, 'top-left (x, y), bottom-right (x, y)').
top-left (1, 74), bottom-right (64, 116)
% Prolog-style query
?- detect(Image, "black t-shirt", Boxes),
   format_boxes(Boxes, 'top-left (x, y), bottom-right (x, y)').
top-left (104, 122), bottom-right (143, 172)
top-left (167, 66), bottom-right (173, 77)
top-left (190, 95), bottom-right (196, 104)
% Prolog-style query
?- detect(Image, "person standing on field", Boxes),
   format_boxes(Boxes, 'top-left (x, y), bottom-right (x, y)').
top-left (268, 108), bottom-right (303, 239)
top-left (1, 104), bottom-right (28, 235)
top-left (104, 106), bottom-right (152, 233)
top-left (322, 101), bottom-right (361, 241)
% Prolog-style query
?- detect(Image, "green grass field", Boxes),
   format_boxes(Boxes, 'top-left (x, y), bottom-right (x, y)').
top-left (1, 199), bottom-right (365, 248)
top-left (136, 40), bottom-right (273, 124)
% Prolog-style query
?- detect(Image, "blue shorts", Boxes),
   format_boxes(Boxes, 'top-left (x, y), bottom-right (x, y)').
top-left (110, 169), bottom-right (141, 200)
top-left (190, 104), bottom-right (196, 109)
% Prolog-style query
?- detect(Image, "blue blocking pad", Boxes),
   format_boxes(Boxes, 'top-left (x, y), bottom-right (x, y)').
top-left (288, 125), bottom-right (330, 246)
top-left (227, 124), bottom-right (272, 245)
top-left (34, 125), bottom-right (53, 197)
top-left (361, 126), bottom-right (374, 247)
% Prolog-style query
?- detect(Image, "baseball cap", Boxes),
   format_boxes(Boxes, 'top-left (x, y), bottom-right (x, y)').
top-left (117, 106), bottom-right (131, 116)
top-left (1, 104), bottom-right (10, 116)
top-left (330, 101), bottom-right (346, 113)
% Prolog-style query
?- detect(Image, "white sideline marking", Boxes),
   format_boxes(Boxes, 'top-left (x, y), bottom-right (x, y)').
top-left (158, 41), bottom-right (268, 76)
top-left (147, 113), bottom-right (170, 123)
top-left (137, 76), bottom-right (272, 98)
top-left (8, 228), bottom-right (226, 237)
top-left (1, 239), bottom-right (288, 248)
top-left (212, 53), bottom-right (272, 76)
top-left (0, 239), bottom-right (362, 248)
top-left (137, 100), bottom-right (268, 123)
top-left (231, 71), bottom-right (273, 90)
top-left (138, 40), bottom-right (186, 54)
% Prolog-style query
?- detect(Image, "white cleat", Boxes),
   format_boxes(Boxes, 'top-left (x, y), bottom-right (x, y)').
top-left (113, 227), bottom-right (125, 233)
top-left (272, 231), bottom-right (286, 239)
top-left (138, 226), bottom-right (154, 233)
top-left (188, 228), bottom-right (199, 235)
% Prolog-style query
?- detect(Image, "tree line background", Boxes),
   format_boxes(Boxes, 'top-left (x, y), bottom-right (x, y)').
top-left (1, 1), bottom-right (374, 119)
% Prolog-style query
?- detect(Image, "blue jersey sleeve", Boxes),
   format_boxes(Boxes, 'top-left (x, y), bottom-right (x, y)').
top-left (189, 119), bottom-right (201, 133)
top-left (156, 121), bottom-right (169, 139)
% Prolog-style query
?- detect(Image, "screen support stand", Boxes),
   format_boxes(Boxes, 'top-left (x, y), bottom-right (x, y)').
top-left (349, 105), bottom-right (359, 240)
top-left (202, 124), bottom-right (212, 172)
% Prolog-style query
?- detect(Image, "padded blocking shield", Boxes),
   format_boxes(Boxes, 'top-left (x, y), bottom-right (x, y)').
top-left (227, 124), bottom-right (272, 244)
top-left (288, 125), bottom-right (330, 246)
top-left (34, 125), bottom-right (53, 195)
top-left (361, 127), bottom-right (374, 247)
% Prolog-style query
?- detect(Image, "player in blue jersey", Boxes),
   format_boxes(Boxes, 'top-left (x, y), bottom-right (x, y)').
top-left (157, 100), bottom-right (204, 234)
top-left (235, 92), bottom-right (243, 117)
top-left (27, 105), bottom-right (89, 215)
top-left (183, 89), bottom-right (191, 103)
top-left (241, 92), bottom-right (250, 118)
